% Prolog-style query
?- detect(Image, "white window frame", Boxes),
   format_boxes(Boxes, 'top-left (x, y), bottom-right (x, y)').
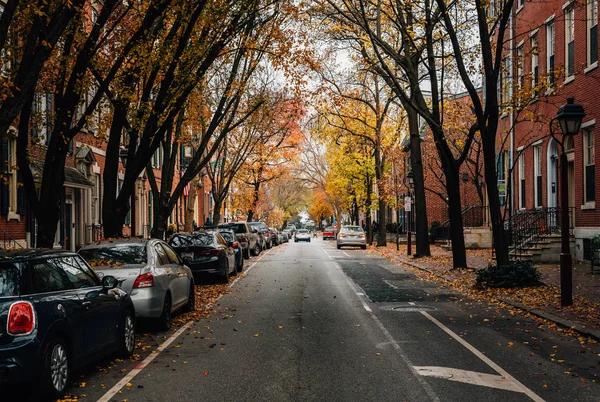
top-left (588, 0), bottom-right (598, 66)
top-left (583, 128), bottom-right (596, 204)
top-left (531, 35), bottom-right (539, 96)
top-left (546, 20), bottom-right (555, 85)
top-left (565, 5), bottom-right (575, 78)
top-left (534, 145), bottom-right (542, 207)
top-left (517, 45), bottom-right (524, 92)
top-left (519, 152), bottom-right (526, 209)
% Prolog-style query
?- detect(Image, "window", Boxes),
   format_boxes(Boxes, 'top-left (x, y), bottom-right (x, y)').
top-left (589, 0), bottom-right (598, 65)
top-left (547, 21), bottom-right (555, 84)
top-left (496, 152), bottom-right (506, 205)
top-left (519, 152), bottom-right (526, 209)
top-left (531, 35), bottom-right (539, 97)
top-left (584, 129), bottom-right (595, 203)
top-left (28, 261), bottom-right (74, 294)
top-left (152, 146), bottom-right (163, 168)
top-left (518, 0), bottom-right (524, 9)
top-left (1, 134), bottom-right (22, 219)
top-left (534, 145), bottom-right (542, 207)
top-left (517, 45), bottom-right (524, 93)
top-left (161, 243), bottom-right (181, 265)
top-left (55, 257), bottom-right (99, 289)
top-left (154, 243), bottom-right (168, 266)
top-left (500, 56), bottom-right (512, 107)
top-left (565, 6), bottom-right (575, 77)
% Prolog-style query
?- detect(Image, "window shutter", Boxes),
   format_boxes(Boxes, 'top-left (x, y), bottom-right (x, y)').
top-left (0, 140), bottom-right (8, 215)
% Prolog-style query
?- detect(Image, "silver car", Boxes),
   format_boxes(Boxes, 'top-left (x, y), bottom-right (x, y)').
top-left (78, 239), bottom-right (195, 331)
top-left (336, 225), bottom-right (366, 249)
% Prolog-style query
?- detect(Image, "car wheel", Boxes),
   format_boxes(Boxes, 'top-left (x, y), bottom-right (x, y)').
top-left (308, 239), bottom-right (311, 242)
top-left (361, 245), bottom-right (367, 250)
top-left (253, 243), bottom-right (261, 256)
top-left (232, 258), bottom-right (238, 276)
top-left (237, 255), bottom-right (244, 272)
top-left (157, 293), bottom-right (172, 332)
top-left (40, 338), bottom-right (69, 400)
top-left (118, 311), bottom-right (135, 357)
top-left (244, 248), bottom-right (251, 259)
top-left (337, 245), bottom-right (341, 249)
top-left (183, 281), bottom-right (196, 313)
top-left (221, 260), bottom-right (230, 283)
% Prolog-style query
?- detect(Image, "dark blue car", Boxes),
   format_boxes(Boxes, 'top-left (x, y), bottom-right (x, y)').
top-left (0, 250), bottom-right (135, 400)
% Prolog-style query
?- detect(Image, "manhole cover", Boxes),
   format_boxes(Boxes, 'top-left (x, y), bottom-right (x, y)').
top-left (390, 305), bottom-right (437, 312)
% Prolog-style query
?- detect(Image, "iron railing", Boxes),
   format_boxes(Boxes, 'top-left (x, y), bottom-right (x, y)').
top-left (506, 207), bottom-right (574, 258)
top-left (86, 224), bottom-right (104, 243)
top-left (1, 228), bottom-right (25, 249)
top-left (436, 205), bottom-right (489, 241)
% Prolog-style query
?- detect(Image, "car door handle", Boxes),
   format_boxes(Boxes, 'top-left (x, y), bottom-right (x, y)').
top-left (82, 300), bottom-right (92, 308)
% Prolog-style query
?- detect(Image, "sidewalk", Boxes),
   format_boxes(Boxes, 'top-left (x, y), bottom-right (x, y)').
top-left (370, 243), bottom-right (600, 342)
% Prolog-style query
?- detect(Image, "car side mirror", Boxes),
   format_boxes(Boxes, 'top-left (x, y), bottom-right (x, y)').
top-left (102, 275), bottom-right (119, 290)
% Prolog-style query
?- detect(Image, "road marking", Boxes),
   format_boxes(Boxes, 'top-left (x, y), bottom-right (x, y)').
top-left (343, 252), bottom-right (351, 257)
top-left (383, 279), bottom-right (398, 289)
top-left (408, 302), bottom-right (416, 306)
top-left (413, 366), bottom-right (524, 393)
top-left (321, 248), bottom-right (333, 260)
top-left (420, 311), bottom-right (544, 401)
top-left (337, 263), bottom-right (441, 402)
top-left (96, 248), bottom-right (273, 402)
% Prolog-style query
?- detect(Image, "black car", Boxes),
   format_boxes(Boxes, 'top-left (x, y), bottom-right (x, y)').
top-left (168, 231), bottom-right (237, 282)
top-left (217, 222), bottom-right (260, 259)
top-left (0, 250), bottom-right (135, 399)
top-left (217, 228), bottom-right (244, 273)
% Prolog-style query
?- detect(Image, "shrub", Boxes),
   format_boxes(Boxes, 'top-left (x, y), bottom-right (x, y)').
top-left (429, 221), bottom-right (441, 244)
top-left (476, 261), bottom-right (541, 288)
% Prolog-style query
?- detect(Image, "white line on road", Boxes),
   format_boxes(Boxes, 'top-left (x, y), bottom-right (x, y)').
top-left (337, 263), bottom-right (441, 402)
top-left (420, 311), bottom-right (545, 401)
top-left (96, 249), bottom-right (273, 402)
top-left (383, 279), bottom-right (398, 289)
top-left (343, 252), bottom-right (351, 257)
top-left (413, 366), bottom-right (524, 393)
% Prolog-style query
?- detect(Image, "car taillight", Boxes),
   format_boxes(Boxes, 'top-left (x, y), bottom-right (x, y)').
top-left (233, 241), bottom-right (240, 249)
top-left (358, 233), bottom-right (365, 238)
top-left (133, 272), bottom-right (155, 289)
top-left (7, 301), bottom-right (35, 336)
top-left (338, 233), bottom-right (346, 238)
top-left (239, 235), bottom-right (247, 243)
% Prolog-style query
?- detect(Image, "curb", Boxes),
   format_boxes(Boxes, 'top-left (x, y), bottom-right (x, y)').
top-left (375, 249), bottom-right (600, 343)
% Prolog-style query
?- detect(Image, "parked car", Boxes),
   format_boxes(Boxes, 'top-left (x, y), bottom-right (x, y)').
top-left (322, 226), bottom-right (336, 240)
top-left (168, 231), bottom-right (236, 283)
top-left (336, 225), bottom-right (367, 249)
top-left (268, 228), bottom-right (280, 246)
top-left (78, 239), bottom-right (195, 331)
top-left (286, 224), bottom-right (297, 235)
top-left (218, 222), bottom-right (260, 259)
top-left (281, 229), bottom-right (291, 242)
top-left (0, 249), bottom-right (135, 399)
top-left (217, 228), bottom-right (244, 273)
top-left (295, 229), bottom-right (311, 242)
top-left (249, 222), bottom-right (272, 249)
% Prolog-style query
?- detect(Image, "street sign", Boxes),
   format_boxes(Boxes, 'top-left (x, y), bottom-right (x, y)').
top-left (404, 197), bottom-right (412, 212)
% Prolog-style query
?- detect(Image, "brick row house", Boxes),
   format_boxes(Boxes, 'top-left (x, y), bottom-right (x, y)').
top-left (495, 0), bottom-right (600, 260)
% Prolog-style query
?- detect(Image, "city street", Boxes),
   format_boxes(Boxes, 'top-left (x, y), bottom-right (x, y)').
top-left (55, 239), bottom-right (599, 401)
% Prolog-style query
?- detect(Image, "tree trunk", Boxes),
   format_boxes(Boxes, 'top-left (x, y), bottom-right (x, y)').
top-left (36, 209), bottom-right (61, 249)
top-left (184, 176), bottom-right (200, 232)
top-left (365, 173), bottom-right (373, 245)
top-left (377, 198), bottom-right (387, 246)
top-left (247, 182), bottom-right (261, 222)
top-left (151, 207), bottom-right (169, 240)
top-left (446, 168), bottom-right (468, 268)
top-left (481, 129), bottom-right (510, 266)
top-left (212, 198), bottom-right (223, 226)
top-left (407, 106), bottom-right (431, 256)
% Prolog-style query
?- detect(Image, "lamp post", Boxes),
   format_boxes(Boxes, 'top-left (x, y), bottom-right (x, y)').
top-left (550, 97), bottom-right (585, 307)
top-left (404, 170), bottom-right (414, 255)
top-left (119, 149), bottom-right (136, 238)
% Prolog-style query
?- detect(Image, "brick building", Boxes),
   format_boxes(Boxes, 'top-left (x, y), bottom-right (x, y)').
top-left (496, 0), bottom-right (600, 260)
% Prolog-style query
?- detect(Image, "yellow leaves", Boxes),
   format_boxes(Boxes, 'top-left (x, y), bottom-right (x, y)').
top-left (125, 382), bottom-right (133, 387)
top-left (253, 333), bottom-right (260, 337)
top-left (278, 325), bottom-right (283, 329)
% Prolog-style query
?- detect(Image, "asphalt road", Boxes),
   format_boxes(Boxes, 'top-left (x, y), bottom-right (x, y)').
top-left (62, 239), bottom-right (600, 401)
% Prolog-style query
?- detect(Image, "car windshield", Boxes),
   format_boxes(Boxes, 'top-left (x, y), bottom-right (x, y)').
top-left (170, 233), bottom-right (214, 247)
top-left (341, 226), bottom-right (363, 233)
top-left (298, 229), bottom-right (308, 234)
top-left (79, 244), bottom-right (147, 267)
top-left (0, 262), bottom-right (20, 296)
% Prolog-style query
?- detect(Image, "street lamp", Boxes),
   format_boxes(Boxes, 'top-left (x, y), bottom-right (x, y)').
top-left (119, 148), bottom-right (137, 238)
top-left (404, 170), bottom-right (414, 255)
top-left (550, 97), bottom-right (585, 307)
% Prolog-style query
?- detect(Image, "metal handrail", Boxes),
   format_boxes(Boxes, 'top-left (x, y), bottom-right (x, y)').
top-left (1, 228), bottom-right (24, 249)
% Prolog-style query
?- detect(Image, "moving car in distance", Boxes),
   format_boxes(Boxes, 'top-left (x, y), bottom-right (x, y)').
top-left (336, 225), bottom-right (367, 249)
top-left (217, 222), bottom-right (259, 259)
top-left (168, 231), bottom-right (237, 283)
top-left (79, 239), bottom-right (195, 331)
top-left (295, 229), bottom-right (311, 242)
top-left (217, 228), bottom-right (244, 273)
top-left (322, 226), bottom-right (336, 240)
top-left (0, 250), bottom-right (135, 399)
